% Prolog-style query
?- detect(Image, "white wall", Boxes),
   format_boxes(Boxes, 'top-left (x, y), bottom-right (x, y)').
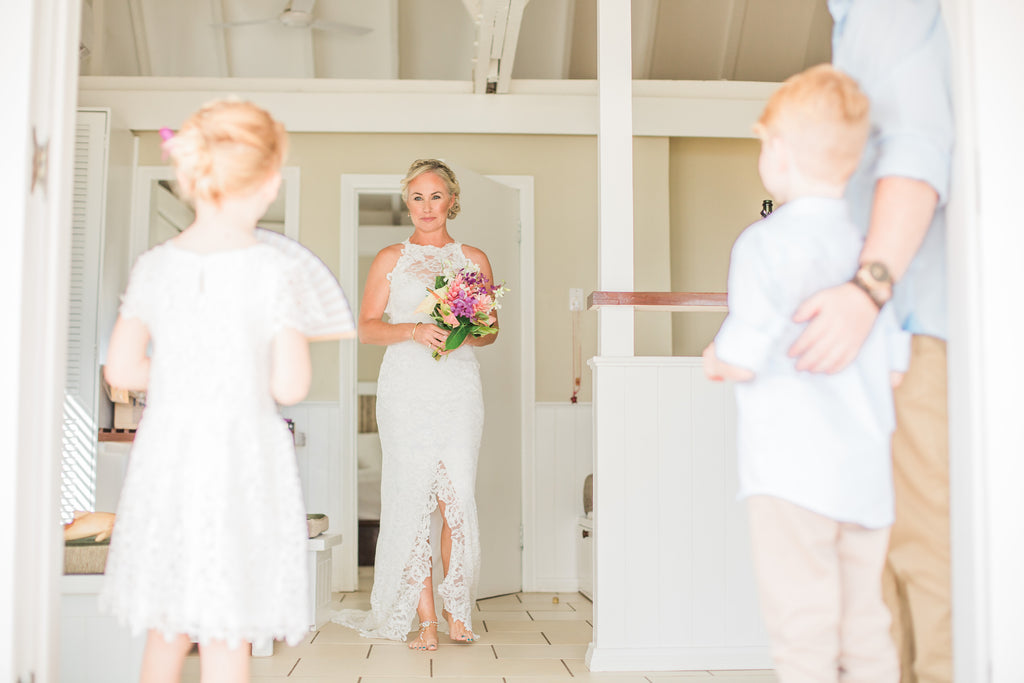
top-left (527, 403), bottom-right (593, 592)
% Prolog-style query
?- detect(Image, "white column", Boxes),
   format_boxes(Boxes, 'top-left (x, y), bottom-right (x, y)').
top-left (596, 0), bottom-right (634, 356)
top-left (945, 1), bottom-right (1024, 681)
top-left (588, 0), bottom-right (635, 672)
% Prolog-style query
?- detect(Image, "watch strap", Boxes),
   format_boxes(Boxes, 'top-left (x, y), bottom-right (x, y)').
top-left (850, 270), bottom-right (889, 310)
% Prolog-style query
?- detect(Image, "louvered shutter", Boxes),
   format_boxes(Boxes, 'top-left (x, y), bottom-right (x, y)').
top-left (61, 110), bottom-right (108, 521)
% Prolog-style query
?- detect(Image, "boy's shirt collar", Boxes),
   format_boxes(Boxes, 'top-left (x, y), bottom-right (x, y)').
top-left (828, 0), bottom-right (851, 26)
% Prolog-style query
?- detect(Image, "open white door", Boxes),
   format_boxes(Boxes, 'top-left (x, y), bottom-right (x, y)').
top-left (447, 164), bottom-right (523, 598)
top-left (0, 0), bottom-right (81, 679)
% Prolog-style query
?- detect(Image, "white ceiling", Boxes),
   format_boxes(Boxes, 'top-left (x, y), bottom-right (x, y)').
top-left (80, 0), bottom-right (833, 88)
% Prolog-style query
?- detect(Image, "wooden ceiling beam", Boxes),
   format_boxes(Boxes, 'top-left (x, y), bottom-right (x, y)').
top-left (558, 0), bottom-right (576, 79)
top-left (126, 0), bottom-right (152, 76)
top-left (719, 0), bottom-right (750, 80)
top-left (631, 0), bottom-right (659, 80)
top-left (207, 0), bottom-right (231, 77)
top-left (495, 0), bottom-right (528, 93)
top-left (466, 0), bottom-right (530, 93)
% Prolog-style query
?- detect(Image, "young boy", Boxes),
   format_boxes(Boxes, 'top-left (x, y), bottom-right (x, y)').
top-left (702, 64), bottom-right (909, 683)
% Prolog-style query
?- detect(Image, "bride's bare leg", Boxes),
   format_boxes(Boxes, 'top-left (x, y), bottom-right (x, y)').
top-left (437, 498), bottom-right (476, 643)
top-left (408, 564), bottom-right (439, 650)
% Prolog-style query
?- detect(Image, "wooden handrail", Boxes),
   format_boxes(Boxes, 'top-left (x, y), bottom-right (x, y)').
top-left (587, 291), bottom-right (727, 312)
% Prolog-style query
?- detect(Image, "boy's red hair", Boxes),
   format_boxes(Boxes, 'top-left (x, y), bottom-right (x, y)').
top-left (756, 64), bottom-right (870, 185)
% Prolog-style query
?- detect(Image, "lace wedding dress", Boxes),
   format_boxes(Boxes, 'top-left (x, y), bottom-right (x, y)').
top-left (332, 240), bottom-right (484, 641)
top-left (99, 242), bottom-right (317, 651)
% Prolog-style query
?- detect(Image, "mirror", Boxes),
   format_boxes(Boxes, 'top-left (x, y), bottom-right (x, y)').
top-left (131, 166), bottom-right (300, 261)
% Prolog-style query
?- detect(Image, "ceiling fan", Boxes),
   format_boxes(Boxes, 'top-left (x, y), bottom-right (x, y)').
top-left (212, 0), bottom-right (373, 37)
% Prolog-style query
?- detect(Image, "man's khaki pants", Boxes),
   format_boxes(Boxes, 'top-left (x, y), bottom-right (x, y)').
top-left (883, 335), bottom-right (951, 683)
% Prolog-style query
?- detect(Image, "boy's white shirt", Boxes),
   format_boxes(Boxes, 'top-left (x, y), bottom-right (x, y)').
top-left (715, 197), bottom-right (910, 529)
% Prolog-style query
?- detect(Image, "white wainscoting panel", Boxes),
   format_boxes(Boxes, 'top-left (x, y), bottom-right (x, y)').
top-left (586, 357), bottom-right (770, 671)
top-left (527, 403), bottom-right (593, 592)
top-left (280, 401), bottom-right (357, 591)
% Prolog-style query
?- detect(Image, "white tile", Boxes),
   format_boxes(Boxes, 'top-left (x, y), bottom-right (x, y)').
top-left (290, 646), bottom-right (431, 677)
top-left (477, 594), bottom-right (526, 610)
top-left (483, 619), bottom-right (588, 633)
top-left (707, 671), bottom-right (777, 681)
top-left (494, 643), bottom-right (589, 659)
top-left (362, 678), bottom-right (502, 683)
top-left (472, 609), bottom-right (535, 621)
top-left (433, 656), bottom-right (574, 677)
top-left (472, 630), bottom-right (551, 644)
top-left (564, 659), bottom-right (713, 679)
top-left (536, 623), bottom-right (595, 645)
top-left (646, 673), bottom-right (718, 681)
top-left (526, 609), bottom-right (592, 620)
top-left (309, 622), bottom-right (393, 645)
top-left (368, 641), bottom-right (496, 661)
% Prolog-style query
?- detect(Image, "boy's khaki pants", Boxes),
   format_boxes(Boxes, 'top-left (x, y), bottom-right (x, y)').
top-left (883, 335), bottom-right (951, 683)
top-left (748, 496), bottom-right (898, 683)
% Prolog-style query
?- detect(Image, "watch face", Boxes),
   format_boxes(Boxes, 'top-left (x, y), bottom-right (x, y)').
top-left (869, 262), bottom-right (891, 283)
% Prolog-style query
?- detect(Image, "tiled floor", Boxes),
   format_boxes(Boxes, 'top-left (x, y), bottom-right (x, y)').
top-left (181, 568), bottom-right (777, 682)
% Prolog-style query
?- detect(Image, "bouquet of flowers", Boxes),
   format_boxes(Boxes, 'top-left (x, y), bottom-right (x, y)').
top-left (415, 260), bottom-right (508, 360)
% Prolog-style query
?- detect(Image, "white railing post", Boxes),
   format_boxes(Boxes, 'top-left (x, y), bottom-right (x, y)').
top-left (596, 0), bottom-right (634, 357)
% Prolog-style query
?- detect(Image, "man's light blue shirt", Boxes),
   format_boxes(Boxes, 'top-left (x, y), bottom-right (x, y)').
top-left (829, 0), bottom-right (954, 339)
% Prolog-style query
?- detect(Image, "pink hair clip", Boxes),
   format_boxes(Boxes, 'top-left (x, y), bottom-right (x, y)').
top-left (159, 127), bottom-right (174, 160)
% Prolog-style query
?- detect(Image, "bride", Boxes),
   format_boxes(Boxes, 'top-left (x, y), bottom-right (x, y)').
top-left (332, 159), bottom-right (498, 650)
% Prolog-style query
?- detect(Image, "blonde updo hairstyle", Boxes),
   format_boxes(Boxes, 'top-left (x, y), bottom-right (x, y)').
top-left (163, 99), bottom-right (288, 206)
top-left (400, 159), bottom-right (461, 220)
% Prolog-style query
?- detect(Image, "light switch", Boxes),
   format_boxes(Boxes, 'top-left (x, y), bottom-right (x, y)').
top-left (569, 288), bottom-right (584, 311)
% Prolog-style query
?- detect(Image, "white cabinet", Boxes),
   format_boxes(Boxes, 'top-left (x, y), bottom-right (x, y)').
top-left (577, 516), bottom-right (593, 600)
top-left (60, 110), bottom-right (108, 521)
top-left (61, 108), bottom-right (134, 521)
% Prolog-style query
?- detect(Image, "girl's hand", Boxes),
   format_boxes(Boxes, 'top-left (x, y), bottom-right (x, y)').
top-left (702, 343), bottom-right (726, 382)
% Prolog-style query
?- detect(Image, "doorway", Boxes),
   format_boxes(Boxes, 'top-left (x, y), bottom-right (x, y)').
top-left (338, 169), bottom-right (535, 598)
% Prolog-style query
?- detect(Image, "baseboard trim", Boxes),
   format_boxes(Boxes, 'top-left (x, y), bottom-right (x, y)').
top-left (585, 643), bottom-right (773, 672)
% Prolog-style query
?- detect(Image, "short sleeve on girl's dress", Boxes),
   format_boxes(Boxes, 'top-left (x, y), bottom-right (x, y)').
top-left (118, 250), bottom-right (155, 327)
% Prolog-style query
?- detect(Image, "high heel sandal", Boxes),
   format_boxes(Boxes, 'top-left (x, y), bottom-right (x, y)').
top-left (409, 619), bottom-right (439, 651)
top-left (443, 610), bottom-right (477, 643)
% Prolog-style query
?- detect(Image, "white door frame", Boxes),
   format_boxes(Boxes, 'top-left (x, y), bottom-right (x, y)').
top-left (129, 165), bottom-right (301, 263)
top-left (337, 173), bottom-right (536, 592)
top-left (1, 0), bottom-right (82, 678)
top-left (943, 0), bottom-right (1024, 680)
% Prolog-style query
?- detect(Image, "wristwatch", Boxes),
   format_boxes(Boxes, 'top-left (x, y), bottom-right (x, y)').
top-left (851, 261), bottom-right (893, 309)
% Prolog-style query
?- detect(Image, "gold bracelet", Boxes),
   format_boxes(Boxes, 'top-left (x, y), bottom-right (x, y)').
top-left (412, 322), bottom-right (422, 342)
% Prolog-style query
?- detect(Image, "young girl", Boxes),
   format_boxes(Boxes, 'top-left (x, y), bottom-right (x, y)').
top-left (100, 100), bottom-right (325, 682)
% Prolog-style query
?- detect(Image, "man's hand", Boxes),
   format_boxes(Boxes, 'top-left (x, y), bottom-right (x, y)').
top-left (788, 282), bottom-right (879, 373)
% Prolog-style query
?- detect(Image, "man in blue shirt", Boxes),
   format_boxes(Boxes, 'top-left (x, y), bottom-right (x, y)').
top-left (788, 2), bottom-right (954, 681)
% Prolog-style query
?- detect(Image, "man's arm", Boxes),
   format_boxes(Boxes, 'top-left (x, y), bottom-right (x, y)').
top-left (788, 177), bottom-right (938, 374)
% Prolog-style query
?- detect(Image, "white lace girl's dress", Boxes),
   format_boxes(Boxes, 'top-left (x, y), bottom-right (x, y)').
top-left (99, 242), bottom-right (328, 651)
top-left (332, 240), bottom-right (484, 641)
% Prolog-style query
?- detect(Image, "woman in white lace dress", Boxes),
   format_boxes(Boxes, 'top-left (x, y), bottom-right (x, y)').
top-left (332, 159), bottom-right (498, 650)
top-left (100, 100), bottom-right (327, 681)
